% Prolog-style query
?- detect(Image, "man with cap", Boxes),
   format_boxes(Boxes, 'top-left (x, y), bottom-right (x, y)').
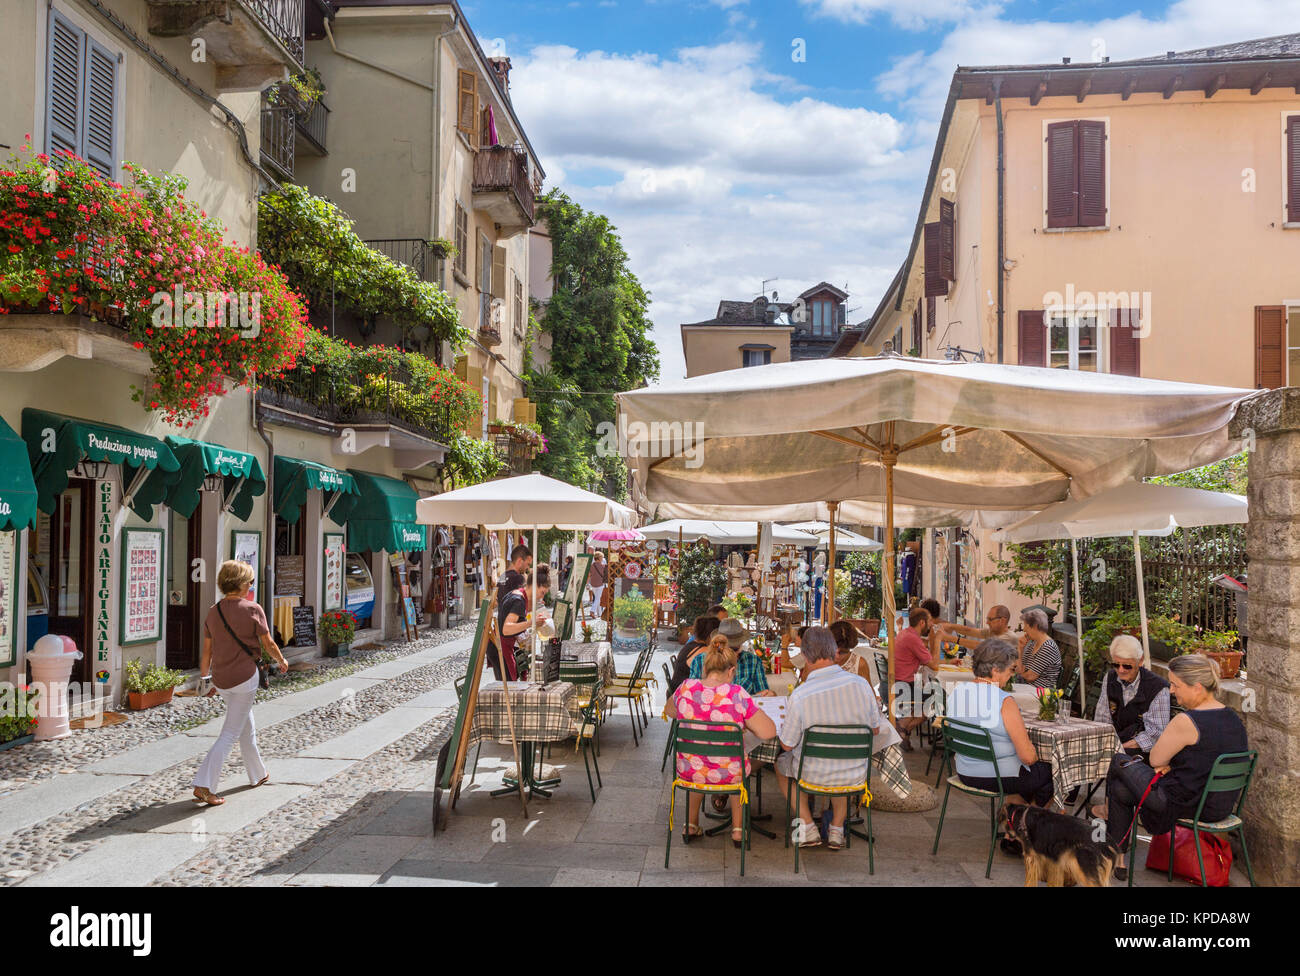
top-left (687, 617), bottom-right (775, 697)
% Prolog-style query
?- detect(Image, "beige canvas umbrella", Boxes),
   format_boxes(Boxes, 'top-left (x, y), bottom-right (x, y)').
top-left (618, 356), bottom-right (1255, 714)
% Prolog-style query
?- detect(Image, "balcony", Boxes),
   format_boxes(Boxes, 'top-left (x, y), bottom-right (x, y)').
top-left (472, 146), bottom-right (535, 238)
top-left (295, 97), bottom-right (329, 155)
top-left (260, 103), bottom-right (295, 180)
top-left (146, 0), bottom-right (305, 91)
top-left (365, 239), bottom-right (439, 283)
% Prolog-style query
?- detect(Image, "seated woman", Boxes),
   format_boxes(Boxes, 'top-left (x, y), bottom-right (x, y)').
top-left (947, 638), bottom-right (1055, 854)
top-left (1101, 654), bottom-right (1248, 881)
top-left (829, 619), bottom-right (872, 679)
top-left (667, 614), bottom-right (720, 695)
top-left (1015, 608), bottom-right (1062, 689)
top-left (666, 635), bottom-right (777, 847)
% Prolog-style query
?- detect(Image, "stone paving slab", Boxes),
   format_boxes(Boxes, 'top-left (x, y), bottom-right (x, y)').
top-left (132, 782), bottom-right (309, 835)
top-left (287, 834), bottom-right (426, 887)
top-left (21, 832), bottom-right (203, 887)
top-left (265, 757), bottom-right (356, 786)
top-left (395, 689), bottom-right (460, 710)
top-left (84, 733), bottom-right (215, 775)
top-left (298, 705), bottom-right (441, 760)
top-left (0, 772), bottom-right (141, 837)
top-left (378, 858), bottom-right (561, 886)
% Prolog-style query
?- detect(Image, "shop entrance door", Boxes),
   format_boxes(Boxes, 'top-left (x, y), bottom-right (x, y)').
top-left (164, 503), bottom-right (203, 670)
top-left (38, 479), bottom-right (93, 684)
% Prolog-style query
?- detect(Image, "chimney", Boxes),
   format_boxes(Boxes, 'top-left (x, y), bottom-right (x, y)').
top-left (488, 56), bottom-right (512, 100)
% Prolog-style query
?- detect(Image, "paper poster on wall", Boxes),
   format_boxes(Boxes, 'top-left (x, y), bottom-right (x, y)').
top-left (0, 531), bottom-right (17, 668)
top-left (120, 528), bottom-right (164, 646)
top-left (323, 532), bottom-right (345, 612)
top-left (230, 530), bottom-right (262, 604)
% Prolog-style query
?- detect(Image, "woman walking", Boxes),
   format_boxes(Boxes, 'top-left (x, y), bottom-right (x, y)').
top-left (192, 560), bottom-right (289, 806)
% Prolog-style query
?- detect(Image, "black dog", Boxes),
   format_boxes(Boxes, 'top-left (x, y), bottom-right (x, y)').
top-left (1002, 805), bottom-right (1119, 887)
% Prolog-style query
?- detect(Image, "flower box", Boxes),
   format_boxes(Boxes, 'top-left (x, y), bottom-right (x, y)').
top-left (325, 641), bottom-right (351, 658)
top-left (127, 687), bottom-right (175, 711)
top-left (0, 734), bottom-right (34, 753)
top-left (1202, 649), bottom-right (1243, 680)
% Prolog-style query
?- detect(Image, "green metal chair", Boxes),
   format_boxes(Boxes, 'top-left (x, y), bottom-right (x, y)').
top-left (606, 644), bottom-right (653, 745)
top-left (1127, 749), bottom-right (1258, 888)
top-left (559, 661), bottom-right (604, 757)
top-left (783, 724), bottom-right (875, 874)
top-left (924, 684), bottom-right (948, 785)
top-left (665, 720), bottom-right (752, 876)
top-left (573, 689), bottom-right (604, 802)
top-left (931, 717), bottom-right (1007, 879)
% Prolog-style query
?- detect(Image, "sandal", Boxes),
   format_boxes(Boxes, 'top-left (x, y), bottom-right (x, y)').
top-left (682, 823), bottom-right (703, 844)
top-left (731, 827), bottom-right (744, 849)
top-left (192, 787), bottom-right (225, 806)
top-left (253, 775), bottom-right (270, 788)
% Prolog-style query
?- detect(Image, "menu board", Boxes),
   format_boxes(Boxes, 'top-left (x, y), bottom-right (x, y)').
top-left (0, 532), bottom-right (16, 668)
top-left (120, 528), bottom-right (164, 645)
top-left (291, 605), bottom-right (317, 646)
top-left (230, 530), bottom-right (261, 603)
top-left (323, 532), bottom-right (345, 611)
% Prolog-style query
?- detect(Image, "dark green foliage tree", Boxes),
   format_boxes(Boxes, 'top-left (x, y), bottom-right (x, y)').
top-left (676, 541), bottom-right (726, 626)
top-left (526, 189), bottom-right (659, 498)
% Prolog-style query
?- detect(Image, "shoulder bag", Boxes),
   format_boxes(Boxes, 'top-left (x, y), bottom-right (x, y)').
top-left (216, 602), bottom-right (271, 690)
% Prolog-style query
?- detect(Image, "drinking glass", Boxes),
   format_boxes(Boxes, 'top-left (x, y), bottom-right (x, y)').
top-left (1058, 701), bottom-right (1072, 724)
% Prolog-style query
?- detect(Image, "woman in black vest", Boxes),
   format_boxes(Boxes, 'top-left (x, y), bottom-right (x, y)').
top-left (1093, 633), bottom-right (1171, 759)
top-left (1101, 654), bottom-right (1248, 881)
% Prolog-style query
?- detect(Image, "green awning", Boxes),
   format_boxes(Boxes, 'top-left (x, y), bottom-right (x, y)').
top-left (0, 416), bottom-right (38, 532)
top-left (22, 408), bottom-right (180, 519)
top-left (273, 456), bottom-right (359, 525)
top-left (139, 437), bottom-right (266, 522)
top-left (332, 470), bottom-right (427, 553)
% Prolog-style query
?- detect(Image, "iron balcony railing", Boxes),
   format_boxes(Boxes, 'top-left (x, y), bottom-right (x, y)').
top-left (260, 104), bottom-right (295, 180)
top-left (296, 98), bottom-right (328, 154)
top-left (247, 0), bottom-right (305, 64)
top-left (472, 145), bottom-right (535, 223)
top-left (365, 239), bottom-right (438, 282)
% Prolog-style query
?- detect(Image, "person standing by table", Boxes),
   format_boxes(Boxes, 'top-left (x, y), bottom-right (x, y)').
top-left (1093, 634), bottom-right (1171, 760)
top-left (192, 561), bottom-right (289, 807)
top-left (1015, 608), bottom-right (1062, 689)
top-left (497, 543), bottom-right (532, 601)
top-left (496, 566), bottom-right (549, 681)
top-left (1099, 654), bottom-right (1248, 882)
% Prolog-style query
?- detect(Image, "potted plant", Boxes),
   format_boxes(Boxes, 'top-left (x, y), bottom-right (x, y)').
top-left (319, 610), bottom-right (357, 657)
top-left (612, 590), bottom-right (655, 639)
top-left (1036, 687), bottom-right (1063, 721)
top-left (721, 591), bottom-right (755, 621)
top-left (122, 659), bottom-right (187, 710)
top-left (580, 621), bottom-right (594, 644)
top-left (1182, 629), bottom-right (1242, 679)
top-left (0, 686), bottom-right (39, 751)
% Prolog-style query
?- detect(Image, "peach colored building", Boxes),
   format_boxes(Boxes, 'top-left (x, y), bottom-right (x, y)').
top-left (851, 34), bottom-right (1300, 624)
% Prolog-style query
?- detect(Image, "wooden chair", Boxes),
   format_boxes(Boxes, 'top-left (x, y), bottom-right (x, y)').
top-left (654, 583), bottom-right (677, 632)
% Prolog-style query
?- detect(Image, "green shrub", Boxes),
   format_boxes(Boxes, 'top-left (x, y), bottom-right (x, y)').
top-left (122, 659), bottom-right (187, 695)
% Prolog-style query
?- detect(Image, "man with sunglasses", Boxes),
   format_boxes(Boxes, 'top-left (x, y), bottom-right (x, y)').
top-left (937, 604), bottom-right (1011, 652)
top-left (1093, 633), bottom-right (1170, 759)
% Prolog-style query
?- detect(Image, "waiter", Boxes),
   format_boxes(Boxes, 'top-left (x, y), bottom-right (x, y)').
top-left (497, 544), bottom-right (532, 600)
top-left (496, 566), bottom-right (550, 681)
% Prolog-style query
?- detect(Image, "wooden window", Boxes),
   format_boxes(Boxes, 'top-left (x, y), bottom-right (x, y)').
top-left (741, 348), bottom-right (772, 368)
top-left (1287, 116), bottom-right (1300, 224)
top-left (1017, 310), bottom-right (1046, 366)
top-left (457, 69), bottom-right (478, 139)
top-left (1256, 305), bottom-right (1286, 388)
top-left (911, 302), bottom-right (922, 353)
top-left (45, 10), bottom-right (118, 179)
top-left (926, 295), bottom-right (936, 334)
top-left (923, 222), bottom-right (946, 297)
top-left (513, 274), bottom-right (525, 340)
top-left (453, 203), bottom-right (468, 277)
top-left (1109, 307), bottom-right (1141, 377)
top-left (1046, 120), bottom-right (1106, 229)
top-left (1047, 310), bottom-right (1100, 371)
top-left (481, 103), bottom-right (495, 149)
top-left (939, 198), bottom-right (956, 281)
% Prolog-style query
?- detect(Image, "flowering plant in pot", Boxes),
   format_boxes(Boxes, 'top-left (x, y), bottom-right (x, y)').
top-left (319, 610), bottom-right (357, 657)
top-left (122, 658), bottom-right (187, 710)
top-left (612, 590), bottom-right (654, 638)
top-left (0, 686), bottom-right (39, 750)
top-left (1180, 628), bottom-right (1242, 679)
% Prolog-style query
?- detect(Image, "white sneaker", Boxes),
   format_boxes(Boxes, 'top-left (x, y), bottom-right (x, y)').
top-left (796, 822), bottom-right (821, 847)
top-left (827, 826), bottom-right (845, 850)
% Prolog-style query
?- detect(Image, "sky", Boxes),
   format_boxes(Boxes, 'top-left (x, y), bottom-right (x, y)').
top-left (463, 0), bottom-right (1300, 379)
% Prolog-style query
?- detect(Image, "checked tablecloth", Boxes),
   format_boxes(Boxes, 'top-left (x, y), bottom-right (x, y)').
top-left (559, 640), bottom-right (616, 687)
top-left (749, 738), bottom-right (913, 800)
top-left (1023, 717), bottom-right (1121, 809)
top-left (468, 681), bottom-right (582, 748)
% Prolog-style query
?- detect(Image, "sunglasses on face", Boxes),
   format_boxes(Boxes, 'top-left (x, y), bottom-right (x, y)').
top-left (1111, 661), bottom-right (1138, 671)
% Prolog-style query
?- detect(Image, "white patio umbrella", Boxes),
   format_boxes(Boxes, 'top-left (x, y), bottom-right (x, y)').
top-left (993, 481), bottom-right (1248, 706)
top-left (618, 356), bottom-right (1255, 713)
top-left (785, 521), bottom-right (884, 552)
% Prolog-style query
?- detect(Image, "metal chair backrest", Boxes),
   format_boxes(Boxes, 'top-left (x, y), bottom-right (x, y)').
top-left (795, 724), bottom-right (874, 784)
top-left (672, 719), bottom-right (746, 773)
top-left (1194, 750), bottom-right (1258, 822)
top-left (941, 717), bottom-right (1005, 790)
top-left (558, 661), bottom-right (600, 695)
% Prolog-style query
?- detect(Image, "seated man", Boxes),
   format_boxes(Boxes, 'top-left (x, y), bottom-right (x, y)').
top-left (892, 606), bottom-right (934, 748)
top-left (938, 604), bottom-right (1011, 652)
top-left (1093, 633), bottom-right (1171, 760)
top-left (688, 618), bottom-right (774, 696)
top-left (772, 626), bottom-right (888, 851)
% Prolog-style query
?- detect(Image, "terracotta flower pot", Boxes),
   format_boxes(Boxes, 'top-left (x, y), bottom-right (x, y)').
top-left (127, 687), bottom-right (175, 710)
top-left (1201, 649), bottom-right (1243, 679)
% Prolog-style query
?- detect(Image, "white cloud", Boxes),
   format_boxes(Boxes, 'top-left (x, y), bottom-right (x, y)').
top-left (801, 0), bottom-right (997, 30)
top-left (511, 42), bottom-right (910, 378)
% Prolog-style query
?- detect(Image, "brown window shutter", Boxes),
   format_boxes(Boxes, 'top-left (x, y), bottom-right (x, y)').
top-left (481, 104), bottom-right (492, 148)
top-left (1046, 121), bottom-right (1078, 229)
top-left (1288, 116), bottom-right (1300, 224)
top-left (1110, 307), bottom-right (1140, 376)
top-left (1018, 310), bottom-right (1046, 366)
top-left (1255, 305), bottom-right (1286, 388)
top-left (1078, 120), bottom-right (1107, 227)
top-left (911, 303), bottom-right (921, 352)
top-left (938, 198), bottom-right (955, 281)
top-left (923, 221), bottom-right (946, 297)
top-left (457, 70), bottom-right (477, 135)
top-left (926, 295), bottom-right (936, 334)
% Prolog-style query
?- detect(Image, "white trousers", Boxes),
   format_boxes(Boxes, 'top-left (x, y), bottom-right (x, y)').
top-left (588, 584), bottom-right (605, 613)
top-left (192, 670), bottom-right (267, 791)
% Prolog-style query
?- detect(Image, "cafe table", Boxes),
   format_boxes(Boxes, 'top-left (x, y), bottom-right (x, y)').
top-left (559, 639), bottom-right (616, 687)
top-left (468, 680), bottom-right (583, 798)
top-left (1021, 715), bottom-right (1121, 811)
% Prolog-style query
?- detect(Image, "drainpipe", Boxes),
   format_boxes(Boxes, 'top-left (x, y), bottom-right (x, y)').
top-left (995, 92), bottom-right (1006, 364)
top-left (253, 396), bottom-right (275, 619)
top-left (433, 15), bottom-right (459, 293)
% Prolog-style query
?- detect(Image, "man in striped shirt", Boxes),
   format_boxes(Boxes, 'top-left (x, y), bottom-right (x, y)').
top-left (773, 626), bottom-right (887, 850)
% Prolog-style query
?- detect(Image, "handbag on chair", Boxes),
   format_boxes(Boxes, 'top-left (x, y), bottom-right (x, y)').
top-left (1146, 827), bottom-right (1233, 886)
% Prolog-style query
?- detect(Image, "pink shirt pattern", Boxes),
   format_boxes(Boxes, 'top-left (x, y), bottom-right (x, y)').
top-left (672, 679), bottom-right (757, 785)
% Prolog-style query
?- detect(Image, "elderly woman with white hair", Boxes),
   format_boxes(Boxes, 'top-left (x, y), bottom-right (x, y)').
top-left (1093, 633), bottom-right (1171, 760)
top-left (1015, 608), bottom-right (1062, 689)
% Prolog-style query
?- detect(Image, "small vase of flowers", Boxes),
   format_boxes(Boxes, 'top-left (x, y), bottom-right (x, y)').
top-left (1036, 687), bottom-right (1063, 721)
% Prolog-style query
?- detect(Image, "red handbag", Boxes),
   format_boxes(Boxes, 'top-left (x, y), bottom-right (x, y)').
top-left (1146, 826), bottom-right (1233, 886)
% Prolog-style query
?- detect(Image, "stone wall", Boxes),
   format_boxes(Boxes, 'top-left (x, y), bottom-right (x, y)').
top-left (1230, 387), bottom-right (1300, 885)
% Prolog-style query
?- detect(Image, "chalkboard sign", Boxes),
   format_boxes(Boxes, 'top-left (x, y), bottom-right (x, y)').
top-left (291, 605), bottom-right (317, 647)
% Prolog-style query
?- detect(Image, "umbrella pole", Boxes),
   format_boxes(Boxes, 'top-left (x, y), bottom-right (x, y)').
top-left (882, 447), bottom-right (898, 723)
top-left (533, 526), bottom-right (540, 675)
top-left (1070, 538), bottom-right (1086, 713)
top-left (827, 503), bottom-right (839, 623)
top-left (1134, 531), bottom-right (1150, 661)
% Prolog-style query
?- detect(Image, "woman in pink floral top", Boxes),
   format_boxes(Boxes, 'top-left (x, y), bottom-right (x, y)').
top-left (666, 635), bottom-right (777, 846)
